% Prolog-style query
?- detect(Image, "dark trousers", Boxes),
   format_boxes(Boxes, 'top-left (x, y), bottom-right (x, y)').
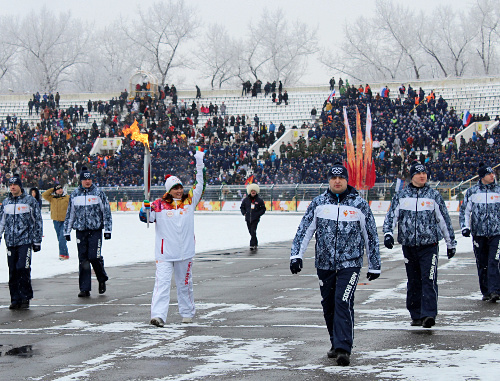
top-left (402, 244), bottom-right (439, 320)
top-left (7, 244), bottom-right (33, 303)
top-left (76, 230), bottom-right (108, 292)
top-left (317, 267), bottom-right (360, 354)
top-left (473, 235), bottom-right (500, 295)
top-left (246, 220), bottom-right (259, 247)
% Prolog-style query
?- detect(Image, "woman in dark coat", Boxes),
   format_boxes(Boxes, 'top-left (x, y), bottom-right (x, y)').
top-left (240, 183), bottom-right (266, 250)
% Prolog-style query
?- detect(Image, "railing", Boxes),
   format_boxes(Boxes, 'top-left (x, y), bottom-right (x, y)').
top-left (81, 181), bottom-right (459, 206)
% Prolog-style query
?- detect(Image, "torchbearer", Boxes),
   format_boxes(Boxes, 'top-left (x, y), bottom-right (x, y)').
top-left (139, 147), bottom-right (206, 327)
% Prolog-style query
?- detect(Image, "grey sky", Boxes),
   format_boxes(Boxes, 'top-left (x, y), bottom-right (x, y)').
top-left (1, 0), bottom-right (474, 87)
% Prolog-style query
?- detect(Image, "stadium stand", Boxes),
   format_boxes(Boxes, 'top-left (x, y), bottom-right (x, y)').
top-left (0, 77), bottom-right (498, 190)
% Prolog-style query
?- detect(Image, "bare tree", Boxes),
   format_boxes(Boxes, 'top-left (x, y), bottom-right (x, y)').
top-left (5, 7), bottom-right (88, 92)
top-left (0, 18), bottom-right (17, 85)
top-left (122, 0), bottom-right (198, 86)
top-left (197, 24), bottom-right (238, 89)
top-left (73, 23), bottom-right (136, 92)
top-left (244, 8), bottom-right (318, 85)
top-left (375, 0), bottom-right (423, 79)
top-left (416, 7), bottom-right (474, 78)
top-left (471, 0), bottom-right (500, 75)
top-left (322, 16), bottom-right (404, 82)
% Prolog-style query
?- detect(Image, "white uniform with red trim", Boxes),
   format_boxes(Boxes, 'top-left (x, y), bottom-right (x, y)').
top-left (141, 152), bottom-right (205, 322)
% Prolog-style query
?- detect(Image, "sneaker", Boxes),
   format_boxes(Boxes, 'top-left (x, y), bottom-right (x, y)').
top-left (489, 293), bottom-right (499, 303)
top-left (150, 317), bottom-right (165, 327)
top-left (335, 349), bottom-right (350, 366)
top-left (78, 291), bottom-right (90, 297)
top-left (422, 316), bottom-right (435, 328)
top-left (327, 346), bottom-right (336, 358)
top-left (19, 300), bottom-right (30, 310)
top-left (98, 282), bottom-right (106, 294)
top-left (182, 317), bottom-right (193, 324)
top-left (411, 319), bottom-right (423, 326)
top-left (9, 303), bottom-right (21, 310)
top-left (482, 294), bottom-right (491, 301)
top-left (59, 255), bottom-right (69, 261)
top-left (250, 246), bottom-right (256, 251)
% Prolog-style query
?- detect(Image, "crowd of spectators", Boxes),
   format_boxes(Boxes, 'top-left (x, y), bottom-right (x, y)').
top-left (0, 82), bottom-right (499, 191)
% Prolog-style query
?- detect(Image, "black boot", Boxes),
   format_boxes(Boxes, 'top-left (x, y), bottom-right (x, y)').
top-left (422, 316), bottom-right (435, 328)
top-left (99, 281), bottom-right (106, 294)
top-left (411, 319), bottom-right (423, 326)
top-left (335, 349), bottom-right (350, 366)
top-left (78, 291), bottom-right (90, 297)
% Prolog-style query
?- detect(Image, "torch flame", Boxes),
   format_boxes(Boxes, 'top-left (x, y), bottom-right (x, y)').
top-left (122, 120), bottom-right (149, 148)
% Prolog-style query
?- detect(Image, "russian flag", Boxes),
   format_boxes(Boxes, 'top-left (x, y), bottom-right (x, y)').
top-left (327, 88), bottom-right (336, 101)
top-left (463, 110), bottom-right (472, 127)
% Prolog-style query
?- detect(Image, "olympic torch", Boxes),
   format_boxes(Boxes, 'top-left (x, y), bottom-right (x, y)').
top-left (144, 145), bottom-right (152, 228)
top-left (123, 120), bottom-right (151, 228)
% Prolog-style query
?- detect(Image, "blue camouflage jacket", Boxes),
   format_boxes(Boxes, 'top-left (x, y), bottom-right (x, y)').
top-left (64, 184), bottom-right (112, 234)
top-left (459, 180), bottom-right (500, 237)
top-left (291, 186), bottom-right (381, 272)
top-left (0, 190), bottom-right (43, 247)
top-left (383, 184), bottom-right (456, 248)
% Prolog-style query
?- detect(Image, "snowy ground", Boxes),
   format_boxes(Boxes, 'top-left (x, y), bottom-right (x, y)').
top-left (0, 212), bottom-right (311, 283)
top-left (2, 212), bottom-right (498, 381)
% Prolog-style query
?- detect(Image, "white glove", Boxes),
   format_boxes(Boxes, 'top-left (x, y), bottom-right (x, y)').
top-left (194, 150), bottom-right (205, 164)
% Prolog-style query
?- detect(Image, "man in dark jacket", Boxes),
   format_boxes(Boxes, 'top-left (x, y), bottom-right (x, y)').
top-left (0, 175), bottom-right (43, 310)
top-left (240, 183), bottom-right (266, 250)
top-left (290, 163), bottom-right (381, 366)
top-left (384, 161), bottom-right (456, 328)
top-left (459, 163), bottom-right (500, 302)
top-left (64, 166), bottom-right (112, 297)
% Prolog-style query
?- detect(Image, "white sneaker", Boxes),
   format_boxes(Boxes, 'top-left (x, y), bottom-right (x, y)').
top-left (181, 317), bottom-right (193, 324)
top-left (150, 317), bottom-right (165, 327)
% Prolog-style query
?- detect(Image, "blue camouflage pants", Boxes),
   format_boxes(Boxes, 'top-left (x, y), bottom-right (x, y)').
top-left (317, 267), bottom-right (360, 354)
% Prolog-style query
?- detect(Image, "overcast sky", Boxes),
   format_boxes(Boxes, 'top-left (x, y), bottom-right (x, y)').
top-left (0, 0), bottom-right (475, 87)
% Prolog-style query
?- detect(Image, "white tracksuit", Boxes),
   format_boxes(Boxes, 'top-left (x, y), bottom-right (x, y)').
top-left (140, 153), bottom-right (205, 322)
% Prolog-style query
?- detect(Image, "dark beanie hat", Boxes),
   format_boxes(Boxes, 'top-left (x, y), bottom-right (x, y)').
top-left (478, 163), bottom-right (494, 179)
top-left (54, 184), bottom-right (63, 191)
top-left (80, 166), bottom-right (92, 181)
top-left (327, 162), bottom-right (349, 181)
top-left (410, 161), bottom-right (427, 178)
top-left (8, 174), bottom-right (22, 188)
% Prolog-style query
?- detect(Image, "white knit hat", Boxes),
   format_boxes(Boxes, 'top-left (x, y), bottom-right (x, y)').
top-left (246, 183), bottom-right (260, 194)
top-left (164, 175), bottom-right (183, 193)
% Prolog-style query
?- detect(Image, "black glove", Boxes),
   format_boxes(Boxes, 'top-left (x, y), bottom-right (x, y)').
top-left (462, 228), bottom-right (470, 237)
top-left (104, 233), bottom-right (111, 240)
top-left (384, 234), bottom-right (394, 249)
top-left (447, 248), bottom-right (456, 259)
top-left (65, 235), bottom-right (71, 241)
top-left (290, 258), bottom-right (303, 274)
top-left (32, 244), bottom-right (41, 252)
top-left (367, 272), bottom-right (380, 281)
